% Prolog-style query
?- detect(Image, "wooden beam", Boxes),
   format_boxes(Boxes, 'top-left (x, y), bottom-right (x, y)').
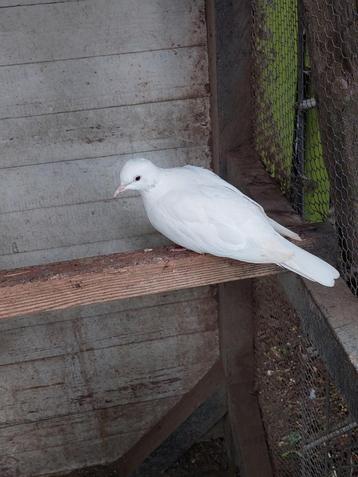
top-left (0, 228), bottom-right (321, 320)
top-left (219, 280), bottom-right (274, 477)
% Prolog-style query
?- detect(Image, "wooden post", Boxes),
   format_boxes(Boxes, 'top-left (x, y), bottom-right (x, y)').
top-left (208, 1), bottom-right (274, 475)
top-left (302, 0), bottom-right (358, 291)
top-left (219, 281), bottom-right (274, 476)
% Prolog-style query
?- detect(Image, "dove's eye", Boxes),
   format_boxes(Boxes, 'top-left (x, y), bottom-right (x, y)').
top-left (135, 176), bottom-right (141, 181)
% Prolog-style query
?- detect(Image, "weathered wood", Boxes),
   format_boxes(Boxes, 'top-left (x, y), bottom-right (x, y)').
top-left (279, 274), bottom-right (358, 421)
top-left (116, 360), bottom-right (225, 476)
top-left (0, 147), bottom-right (210, 214)
top-left (0, 97), bottom-right (209, 169)
top-left (0, 2), bottom-right (216, 476)
top-left (0, 0), bottom-right (206, 65)
top-left (134, 389), bottom-right (227, 476)
top-left (213, 1), bottom-right (274, 475)
top-left (0, 398), bottom-right (178, 477)
top-left (0, 285), bottom-right (219, 476)
top-left (0, 47), bottom-right (208, 120)
top-left (220, 281), bottom-right (273, 477)
top-left (0, 230), bottom-right (322, 320)
top-left (0, 0), bottom-right (78, 6)
top-left (0, 303), bottom-right (218, 426)
top-left (215, 0), bottom-right (253, 168)
top-left (0, 97), bottom-right (210, 269)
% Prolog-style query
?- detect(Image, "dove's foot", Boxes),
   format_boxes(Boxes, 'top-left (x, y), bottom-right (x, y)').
top-left (169, 246), bottom-right (187, 253)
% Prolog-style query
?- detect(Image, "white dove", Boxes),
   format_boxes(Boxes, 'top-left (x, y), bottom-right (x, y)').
top-left (114, 158), bottom-right (339, 287)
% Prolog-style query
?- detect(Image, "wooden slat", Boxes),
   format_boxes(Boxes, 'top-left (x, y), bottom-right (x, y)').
top-left (0, 47), bottom-right (208, 120)
top-left (134, 389), bottom-right (227, 476)
top-left (116, 360), bottom-right (225, 477)
top-left (0, 97), bottom-right (209, 169)
top-left (213, 1), bottom-right (274, 474)
top-left (220, 281), bottom-right (273, 477)
top-left (0, 321), bottom-right (218, 426)
top-left (0, 397), bottom-right (181, 477)
top-left (0, 228), bottom-right (323, 320)
top-left (0, 0), bottom-right (206, 65)
top-left (0, 0), bottom-right (78, 6)
top-left (0, 285), bottom-right (219, 476)
top-left (0, 147), bottom-right (210, 214)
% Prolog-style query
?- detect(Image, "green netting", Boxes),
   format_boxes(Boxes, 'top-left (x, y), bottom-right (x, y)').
top-left (253, 0), bottom-right (330, 222)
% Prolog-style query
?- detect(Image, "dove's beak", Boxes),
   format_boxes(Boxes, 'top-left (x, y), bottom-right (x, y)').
top-left (113, 184), bottom-right (127, 198)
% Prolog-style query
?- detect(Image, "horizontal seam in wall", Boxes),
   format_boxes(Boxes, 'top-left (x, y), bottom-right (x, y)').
top-left (0, 94), bottom-right (210, 122)
top-left (0, 44), bottom-right (207, 69)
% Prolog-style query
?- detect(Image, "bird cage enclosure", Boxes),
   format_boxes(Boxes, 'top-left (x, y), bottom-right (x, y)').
top-left (0, 0), bottom-right (357, 476)
top-left (250, 0), bottom-right (358, 475)
top-left (252, 0), bottom-right (358, 296)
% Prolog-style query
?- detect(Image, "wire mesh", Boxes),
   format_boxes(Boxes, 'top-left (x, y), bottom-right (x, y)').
top-left (251, 1), bottom-right (357, 474)
top-left (254, 277), bottom-right (357, 477)
top-left (252, 0), bottom-right (358, 296)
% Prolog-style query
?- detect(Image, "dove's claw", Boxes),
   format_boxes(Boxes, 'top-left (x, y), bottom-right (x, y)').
top-left (169, 246), bottom-right (187, 253)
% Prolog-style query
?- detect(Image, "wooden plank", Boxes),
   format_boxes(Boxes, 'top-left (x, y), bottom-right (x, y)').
top-left (0, 229), bottom-right (322, 320)
top-left (134, 389), bottom-right (227, 476)
top-left (0, 97), bottom-right (210, 169)
top-left (0, 147), bottom-right (210, 214)
top-left (0, 3), bottom-right (214, 476)
top-left (116, 360), bottom-right (225, 476)
top-left (41, 362), bottom-right (223, 477)
top-left (279, 274), bottom-right (358, 421)
top-left (0, 0), bottom-right (78, 6)
top-left (0, 335), bottom-right (218, 427)
top-left (0, 285), bottom-right (218, 476)
top-left (0, 46), bottom-right (208, 119)
top-left (213, 1), bottom-right (274, 475)
top-left (0, 232), bottom-right (166, 270)
top-left (0, 397), bottom-right (180, 477)
top-left (0, 296), bottom-right (217, 366)
top-left (220, 281), bottom-right (273, 477)
top-left (0, 397), bottom-right (180, 455)
top-left (1, 430), bottom-right (142, 477)
top-left (0, 0), bottom-right (206, 65)
top-left (0, 199), bottom-right (156, 258)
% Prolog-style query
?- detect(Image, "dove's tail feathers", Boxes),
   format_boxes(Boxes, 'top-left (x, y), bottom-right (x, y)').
top-left (269, 218), bottom-right (302, 241)
top-left (280, 244), bottom-right (339, 287)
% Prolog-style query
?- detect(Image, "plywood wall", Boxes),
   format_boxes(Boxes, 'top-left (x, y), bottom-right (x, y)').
top-left (0, 0), bottom-right (211, 268)
top-left (0, 1), bottom-right (218, 475)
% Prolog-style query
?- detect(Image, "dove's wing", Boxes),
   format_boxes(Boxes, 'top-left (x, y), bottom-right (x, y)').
top-left (183, 165), bottom-right (301, 241)
top-left (146, 184), bottom-right (293, 263)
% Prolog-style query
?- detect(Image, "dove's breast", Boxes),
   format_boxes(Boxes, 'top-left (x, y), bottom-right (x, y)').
top-left (143, 194), bottom-right (206, 253)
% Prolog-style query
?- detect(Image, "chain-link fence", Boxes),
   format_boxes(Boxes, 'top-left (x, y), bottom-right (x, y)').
top-left (252, 0), bottom-right (357, 296)
top-left (251, 0), bottom-right (357, 475)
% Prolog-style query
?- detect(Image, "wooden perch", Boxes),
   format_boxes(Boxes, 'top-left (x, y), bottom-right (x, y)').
top-left (0, 226), bottom-right (323, 319)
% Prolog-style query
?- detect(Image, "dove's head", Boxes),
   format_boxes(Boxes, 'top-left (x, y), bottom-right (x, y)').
top-left (114, 158), bottom-right (159, 197)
